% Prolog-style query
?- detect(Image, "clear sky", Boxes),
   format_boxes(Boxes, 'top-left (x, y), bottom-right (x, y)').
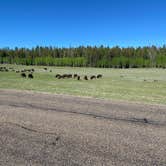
top-left (0, 0), bottom-right (166, 48)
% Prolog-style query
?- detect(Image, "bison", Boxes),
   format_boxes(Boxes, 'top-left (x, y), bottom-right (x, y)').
top-left (57, 75), bottom-right (62, 79)
top-left (28, 73), bottom-right (34, 79)
top-left (67, 74), bottom-right (72, 78)
top-left (97, 74), bottom-right (102, 78)
top-left (74, 74), bottom-right (78, 78)
top-left (90, 75), bottom-right (96, 80)
top-left (84, 75), bottom-right (88, 80)
top-left (21, 73), bottom-right (26, 78)
top-left (55, 74), bottom-right (61, 78)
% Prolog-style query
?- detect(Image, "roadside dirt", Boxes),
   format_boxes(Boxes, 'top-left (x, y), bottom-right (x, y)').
top-left (0, 89), bottom-right (166, 166)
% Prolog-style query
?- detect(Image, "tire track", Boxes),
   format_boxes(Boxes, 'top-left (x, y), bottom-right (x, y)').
top-left (0, 121), bottom-right (58, 136)
top-left (2, 102), bottom-right (165, 127)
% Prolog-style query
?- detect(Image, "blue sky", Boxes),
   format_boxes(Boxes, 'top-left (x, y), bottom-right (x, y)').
top-left (0, 0), bottom-right (166, 48)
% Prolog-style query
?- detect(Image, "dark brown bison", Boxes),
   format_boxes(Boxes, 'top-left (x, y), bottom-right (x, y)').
top-left (55, 74), bottom-right (61, 78)
top-left (0, 67), bottom-right (8, 72)
top-left (77, 76), bottom-right (80, 80)
top-left (90, 75), bottom-right (96, 80)
top-left (74, 74), bottom-right (78, 78)
top-left (62, 74), bottom-right (67, 78)
top-left (97, 74), bottom-right (102, 78)
top-left (21, 73), bottom-right (26, 78)
top-left (67, 74), bottom-right (72, 78)
top-left (57, 75), bottom-right (62, 79)
top-left (28, 73), bottom-right (34, 79)
top-left (84, 75), bottom-right (88, 80)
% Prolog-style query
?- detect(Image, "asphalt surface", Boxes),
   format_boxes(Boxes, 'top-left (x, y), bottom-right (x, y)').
top-left (0, 89), bottom-right (166, 166)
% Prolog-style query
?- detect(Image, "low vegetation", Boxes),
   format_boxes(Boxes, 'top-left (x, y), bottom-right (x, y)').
top-left (0, 64), bottom-right (166, 105)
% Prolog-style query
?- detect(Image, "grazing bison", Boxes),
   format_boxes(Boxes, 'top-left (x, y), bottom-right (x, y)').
top-left (97, 74), bottom-right (102, 79)
top-left (0, 67), bottom-right (6, 70)
top-left (61, 74), bottom-right (71, 79)
top-left (84, 75), bottom-right (88, 80)
top-left (0, 67), bottom-right (8, 72)
top-left (77, 76), bottom-right (80, 80)
top-left (28, 73), bottom-right (34, 79)
top-left (57, 75), bottom-right (62, 79)
top-left (62, 74), bottom-right (67, 78)
top-left (68, 74), bottom-right (72, 78)
top-left (74, 74), bottom-right (78, 78)
top-left (56, 74), bottom-right (73, 79)
top-left (90, 75), bottom-right (96, 80)
top-left (31, 69), bottom-right (35, 72)
top-left (21, 73), bottom-right (26, 78)
top-left (55, 74), bottom-right (61, 78)
top-left (44, 67), bottom-right (47, 70)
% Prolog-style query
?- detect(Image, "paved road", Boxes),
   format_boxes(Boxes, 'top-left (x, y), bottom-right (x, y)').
top-left (0, 89), bottom-right (166, 166)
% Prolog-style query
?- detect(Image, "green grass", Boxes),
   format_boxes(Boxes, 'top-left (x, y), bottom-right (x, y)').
top-left (0, 64), bottom-right (166, 105)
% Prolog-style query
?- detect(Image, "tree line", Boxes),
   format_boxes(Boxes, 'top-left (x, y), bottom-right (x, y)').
top-left (0, 45), bottom-right (166, 68)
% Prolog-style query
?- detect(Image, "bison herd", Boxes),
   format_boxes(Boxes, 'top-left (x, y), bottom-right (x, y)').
top-left (0, 66), bottom-right (103, 81)
top-left (0, 66), bottom-right (35, 79)
top-left (20, 69), bottom-right (35, 79)
top-left (55, 73), bottom-right (102, 80)
top-left (21, 73), bottom-right (34, 79)
top-left (0, 67), bottom-right (9, 72)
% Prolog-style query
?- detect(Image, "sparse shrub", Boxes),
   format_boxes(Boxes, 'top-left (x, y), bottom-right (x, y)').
top-left (143, 118), bottom-right (148, 123)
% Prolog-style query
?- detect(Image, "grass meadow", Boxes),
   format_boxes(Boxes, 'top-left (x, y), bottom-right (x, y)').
top-left (0, 64), bottom-right (166, 105)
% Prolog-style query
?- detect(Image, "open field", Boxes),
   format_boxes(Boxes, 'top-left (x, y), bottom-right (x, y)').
top-left (0, 89), bottom-right (166, 165)
top-left (0, 64), bottom-right (166, 104)
top-left (0, 65), bottom-right (166, 165)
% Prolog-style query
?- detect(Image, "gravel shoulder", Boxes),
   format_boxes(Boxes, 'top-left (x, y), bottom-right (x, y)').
top-left (0, 89), bottom-right (166, 166)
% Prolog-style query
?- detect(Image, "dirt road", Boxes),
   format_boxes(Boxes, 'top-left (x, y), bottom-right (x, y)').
top-left (0, 89), bottom-right (166, 166)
